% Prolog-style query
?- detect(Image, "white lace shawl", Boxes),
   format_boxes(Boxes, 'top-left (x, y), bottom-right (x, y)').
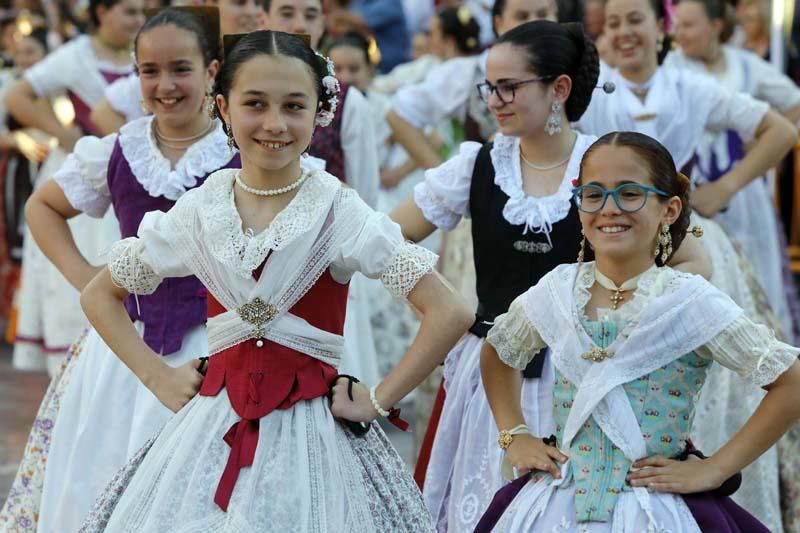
top-left (107, 169), bottom-right (437, 365)
top-left (54, 116), bottom-right (234, 217)
top-left (488, 262), bottom-right (798, 387)
top-left (412, 134), bottom-right (595, 236)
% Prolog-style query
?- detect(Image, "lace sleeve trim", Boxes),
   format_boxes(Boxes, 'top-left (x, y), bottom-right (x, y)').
top-left (107, 237), bottom-right (162, 295)
top-left (380, 241), bottom-right (438, 299)
top-left (748, 345), bottom-right (799, 388)
top-left (413, 182), bottom-right (462, 231)
top-left (487, 297), bottom-right (544, 370)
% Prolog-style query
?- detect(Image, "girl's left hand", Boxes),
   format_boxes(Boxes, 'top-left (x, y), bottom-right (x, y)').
top-left (329, 378), bottom-right (378, 423)
top-left (627, 456), bottom-right (728, 494)
top-left (691, 180), bottom-right (734, 218)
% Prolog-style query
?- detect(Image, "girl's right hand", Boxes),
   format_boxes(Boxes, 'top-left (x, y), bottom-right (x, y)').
top-left (505, 434), bottom-right (568, 479)
top-left (151, 360), bottom-right (205, 413)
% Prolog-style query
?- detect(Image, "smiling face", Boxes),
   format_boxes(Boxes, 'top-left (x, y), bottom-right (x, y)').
top-left (216, 0), bottom-right (263, 34)
top-left (578, 144), bottom-right (681, 266)
top-left (604, 0), bottom-right (661, 76)
top-left (484, 42), bottom-right (562, 138)
top-left (674, 1), bottom-right (719, 59)
top-left (137, 25), bottom-right (218, 131)
top-left (97, 0), bottom-right (146, 48)
top-left (216, 53), bottom-right (317, 174)
top-left (264, 0), bottom-right (325, 49)
top-left (329, 44), bottom-right (372, 91)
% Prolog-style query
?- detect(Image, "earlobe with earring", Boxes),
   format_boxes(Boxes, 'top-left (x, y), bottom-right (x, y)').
top-left (225, 124), bottom-right (236, 150)
top-left (206, 90), bottom-right (216, 118)
top-left (545, 101), bottom-right (562, 136)
top-left (578, 228), bottom-right (586, 263)
top-left (654, 223), bottom-right (672, 263)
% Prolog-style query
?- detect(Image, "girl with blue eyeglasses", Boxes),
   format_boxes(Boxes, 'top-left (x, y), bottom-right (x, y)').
top-left (480, 131), bottom-right (800, 532)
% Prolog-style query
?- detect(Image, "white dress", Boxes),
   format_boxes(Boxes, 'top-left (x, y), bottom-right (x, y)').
top-left (78, 168), bottom-right (438, 532)
top-left (665, 46), bottom-right (800, 343)
top-left (13, 35), bottom-right (128, 375)
top-left (35, 118), bottom-right (235, 533)
top-left (416, 133), bottom-right (596, 532)
top-left (575, 65), bottom-right (786, 531)
top-left (487, 263), bottom-right (798, 532)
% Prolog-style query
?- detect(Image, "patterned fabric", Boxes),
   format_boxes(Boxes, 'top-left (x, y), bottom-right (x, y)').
top-left (553, 319), bottom-right (712, 522)
top-left (308, 82), bottom-right (348, 182)
top-left (0, 331), bottom-right (88, 531)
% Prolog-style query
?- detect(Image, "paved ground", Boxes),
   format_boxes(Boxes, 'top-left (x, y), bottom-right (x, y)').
top-left (0, 344), bottom-right (49, 507)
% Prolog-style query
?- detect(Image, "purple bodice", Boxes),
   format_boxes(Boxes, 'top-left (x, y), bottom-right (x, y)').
top-left (107, 138), bottom-right (240, 355)
top-left (69, 70), bottom-right (128, 136)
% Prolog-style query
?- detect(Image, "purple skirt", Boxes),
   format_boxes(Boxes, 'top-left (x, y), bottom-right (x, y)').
top-left (475, 475), bottom-right (769, 532)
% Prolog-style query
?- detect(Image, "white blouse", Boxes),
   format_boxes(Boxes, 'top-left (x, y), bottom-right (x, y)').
top-left (413, 133), bottom-right (596, 233)
top-left (25, 35), bottom-right (131, 104)
top-left (576, 65), bottom-right (769, 169)
top-left (488, 262), bottom-right (799, 388)
top-left (107, 169), bottom-right (438, 300)
top-left (54, 116), bottom-right (234, 218)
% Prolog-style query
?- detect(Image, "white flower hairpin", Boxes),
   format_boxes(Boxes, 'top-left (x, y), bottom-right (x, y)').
top-left (315, 51), bottom-right (340, 127)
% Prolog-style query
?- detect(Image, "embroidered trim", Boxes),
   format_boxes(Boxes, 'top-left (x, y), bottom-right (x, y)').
top-left (118, 117), bottom-right (234, 201)
top-left (380, 241), bottom-right (437, 299)
top-left (107, 237), bottom-right (161, 295)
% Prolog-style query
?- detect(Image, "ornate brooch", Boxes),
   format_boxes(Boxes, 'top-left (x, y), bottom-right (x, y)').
top-left (236, 297), bottom-right (279, 345)
top-left (581, 346), bottom-right (614, 363)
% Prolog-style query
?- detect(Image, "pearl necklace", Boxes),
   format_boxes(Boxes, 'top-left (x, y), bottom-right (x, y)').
top-left (235, 170), bottom-right (308, 197)
top-left (519, 135), bottom-right (577, 171)
top-left (154, 120), bottom-right (215, 149)
top-left (594, 266), bottom-right (645, 310)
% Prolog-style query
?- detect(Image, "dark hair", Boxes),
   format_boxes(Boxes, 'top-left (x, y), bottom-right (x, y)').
top-left (328, 31), bottom-right (373, 66)
top-left (25, 27), bottom-right (49, 53)
top-left (578, 131), bottom-right (692, 266)
top-left (675, 0), bottom-right (735, 42)
top-left (214, 31), bottom-right (332, 143)
top-left (437, 6), bottom-right (481, 55)
top-left (493, 20), bottom-right (599, 121)
top-left (135, 8), bottom-right (220, 65)
top-left (643, 0), bottom-right (673, 64)
top-left (89, 0), bottom-right (124, 28)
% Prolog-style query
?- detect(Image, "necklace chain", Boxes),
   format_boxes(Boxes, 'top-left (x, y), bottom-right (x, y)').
top-left (519, 134), bottom-right (577, 171)
top-left (235, 170), bottom-right (307, 197)
top-left (154, 120), bottom-right (215, 149)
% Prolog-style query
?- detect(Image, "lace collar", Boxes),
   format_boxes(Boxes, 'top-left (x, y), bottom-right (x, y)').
top-left (490, 133), bottom-right (594, 240)
top-left (201, 167), bottom-right (342, 278)
top-left (573, 261), bottom-right (673, 324)
top-left (118, 116), bottom-right (235, 201)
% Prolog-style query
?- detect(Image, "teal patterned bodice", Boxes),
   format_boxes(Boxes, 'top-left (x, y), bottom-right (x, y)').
top-left (552, 318), bottom-right (712, 523)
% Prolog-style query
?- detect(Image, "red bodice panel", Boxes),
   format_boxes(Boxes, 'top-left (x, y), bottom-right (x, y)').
top-left (200, 267), bottom-right (349, 510)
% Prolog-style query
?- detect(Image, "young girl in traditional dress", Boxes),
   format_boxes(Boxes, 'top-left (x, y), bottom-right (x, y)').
top-left (390, 20), bottom-right (708, 532)
top-left (5, 0), bottom-right (144, 374)
top-left (77, 30), bottom-right (473, 532)
top-left (0, 9), bottom-right (239, 531)
top-left (480, 131), bottom-right (800, 532)
top-left (575, 0), bottom-right (799, 527)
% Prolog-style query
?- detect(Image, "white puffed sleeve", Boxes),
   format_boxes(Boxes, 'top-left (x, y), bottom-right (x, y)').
top-left (695, 314), bottom-right (799, 387)
top-left (24, 40), bottom-right (76, 97)
top-left (53, 133), bottom-right (117, 217)
top-left (331, 190), bottom-right (438, 299)
top-left (107, 209), bottom-right (193, 295)
top-left (696, 75), bottom-right (769, 143)
top-left (486, 293), bottom-right (546, 370)
top-left (105, 73), bottom-right (145, 121)
top-left (412, 141), bottom-right (481, 230)
top-left (391, 55), bottom-right (479, 129)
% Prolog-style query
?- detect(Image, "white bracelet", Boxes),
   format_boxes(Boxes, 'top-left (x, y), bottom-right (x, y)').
top-left (369, 385), bottom-right (390, 417)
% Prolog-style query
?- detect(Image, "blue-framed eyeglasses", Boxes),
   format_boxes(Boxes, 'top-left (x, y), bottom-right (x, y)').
top-left (571, 183), bottom-right (670, 213)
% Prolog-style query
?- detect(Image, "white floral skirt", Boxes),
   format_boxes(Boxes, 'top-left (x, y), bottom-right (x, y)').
top-left (36, 323), bottom-right (205, 532)
top-left (496, 477), bottom-right (699, 532)
top-left (79, 393), bottom-right (435, 532)
top-left (423, 334), bottom-right (555, 532)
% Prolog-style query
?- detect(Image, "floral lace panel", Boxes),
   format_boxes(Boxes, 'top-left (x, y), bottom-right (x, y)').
top-left (107, 238), bottom-right (162, 295)
top-left (379, 241), bottom-right (437, 299)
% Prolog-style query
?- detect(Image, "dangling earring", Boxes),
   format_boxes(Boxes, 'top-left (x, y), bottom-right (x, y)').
top-left (140, 99), bottom-right (150, 115)
top-left (545, 101), bottom-right (562, 136)
top-left (225, 125), bottom-right (236, 150)
top-left (578, 228), bottom-right (586, 263)
top-left (658, 224), bottom-right (672, 264)
top-left (205, 90), bottom-right (216, 119)
top-left (656, 35), bottom-right (664, 53)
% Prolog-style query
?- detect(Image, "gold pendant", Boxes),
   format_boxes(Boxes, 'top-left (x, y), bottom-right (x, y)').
top-left (610, 290), bottom-right (625, 310)
top-left (236, 297), bottom-right (279, 339)
top-left (582, 346), bottom-right (614, 363)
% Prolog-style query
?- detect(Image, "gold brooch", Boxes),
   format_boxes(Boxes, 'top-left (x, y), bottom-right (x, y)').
top-left (236, 297), bottom-right (279, 339)
top-left (582, 347), bottom-right (614, 363)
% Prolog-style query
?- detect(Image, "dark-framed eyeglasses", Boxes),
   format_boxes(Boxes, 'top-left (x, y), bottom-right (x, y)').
top-left (476, 76), bottom-right (555, 104)
top-left (571, 183), bottom-right (670, 213)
